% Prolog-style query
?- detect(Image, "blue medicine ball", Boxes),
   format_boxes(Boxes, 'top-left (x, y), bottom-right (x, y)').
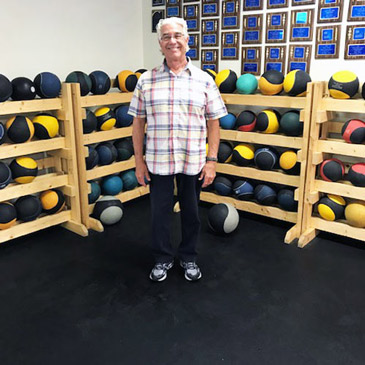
top-left (101, 175), bottom-right (123, 195)
top-left (0, 122), bottom-right (5, 145)
top-left (277, 188), bottom-right (297, 211)
top-left (214, 176), bottom-right (232, 196)
top-left (95, 142), bottom-right (117, 165)
top-left (120, 170), bottom-right (138, 190)
top-left (254, 184), bottom-right (277, 205)
top-left (34, 72), bottom-right (61, 98)
top-left (219, 113), bottom-right (236, 130)
top-left (115, 105), bottom-right (133, 127)
top-left (254, 147), bottom-right (278, 170)
top-left (88, 181), bottom-right (101, 204)
top-left (89, 70), bottom-right (111, 95)
top-left (83, 110), bottom-right (97, 134)
top-left (232, 179), bottom-right (254, 200)
top-left (85, 146), bottom-right (99, 170)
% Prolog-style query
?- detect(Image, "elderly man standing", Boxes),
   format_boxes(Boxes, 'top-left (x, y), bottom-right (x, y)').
top-left (128, 17), bottom-right (227, 282)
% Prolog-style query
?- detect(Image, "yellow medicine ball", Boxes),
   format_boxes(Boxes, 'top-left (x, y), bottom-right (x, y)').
top-left (232, 143), bottom-right (255, 166)
top-left (215, 69), bottom-right (237, 93)
top-left (344, 201), bottom-right (365, 228)
top-left (205, 69), bottom-right (217, 80)
top-left (279, 150), bottom-right (300, 175)
top-left (33, 113), bottom-right (59, 139)
top-left (6, 115), bottom-right (35, 143)
top-left (328, 71), bottom-right (359, 99)
top-left (94, 107), bottom-right (116, 131)
top-left (283, 70), bottom-right (311, 96)
top-left (9, 156), bottom-right (38, 184)
top-left (258, 70), bottom-right (284, 95)
top-left (116, 70), bottom-right (138, 92)
top-left (318, 194), bottom-right (346, 221)
top-left (40, 189), bottom-right (66, 214)
top-left (256, 109), bottom-right (280, 133)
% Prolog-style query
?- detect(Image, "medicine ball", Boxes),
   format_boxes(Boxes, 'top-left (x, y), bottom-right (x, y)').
top-left (254, 184), bottom-right (277, 205)
top-left (319, 158), bottom-right (345, 182)
top-left (10, 157), bottom-right (38, 183)
top-left (101, 175), bottom-right (123, 195)
top-left (89, 70), bottom-right (110, 95)
top-left (280, 110), bottom-right (303, 136)
top-left (328, 71), bottom-right (359, 99)
top-left (202, 69), bottom-right (215, 81)
top-left (283, 70), bottom-right (311, 96)
top-left (135, 69), bottom-right (147, 80)
top-left (65, 71), bottom-right (92, 96)
top-left (362, 82), bottom-right (365, 99)
top-left (218, 141), bottom-right (233, 163)
top-left (341, 119), bottom-right (365, 144)
top-left (345, 201), bottom-right (365, 228)
top-left (236, 73), bottom-right (258, 94)
top-left (318, 194), bottom-right (346, 221)
top-left (6, 116), bottom-right (34, 143)
top-left (11, 77), bottom-right (36, 101)
top-left (0, 74), bottom-right (13, 102)
top-left (95, 142), bottom-right (117, 165)
top-left (92, 196), bottom-right (124, 225)
top-left (15, 195), bottom-right (42, 222)
top-left (88, 181), bottom-right (101, 204)
top-left (236, 110), bottom-right (256, 132)
top-left (258, 70), bottom-right (284, 95)
top-left (85, 146), bottom-right (99, 170)
top-left (279, 150), bottom-right (300, 175)
top-left (256, 109), bottom-right (280, 133)
top-left (115, 105), bottom-right (133, 127)
top-left (95, 106), bottom-right (116, 131)
top-left (0, 122), bottom-right (5, 145)
top-left (83, 109), bottom-right (97, 134)
top-left (254, 147), bottom-right (278, 170)
top-left (33, 113), bottom-right (59, 139)
top-left (0, 161), bottom-right (12, 189)
top-left (120, 169), bottom-right (138, 190)
top-left (34, 72), bottom-right (61, 98)
top-left (277, 189), bottom-right (298, 212)
top-left (232, 143), bottom-right (255, 166)
top-left (208, 203), bottom-right (239, 234)
top-left (40, 189), bottom-right (65, 214)
top-left (214, 176), bottom-right (232, 196)
top-left (347, 163), bottom-right (365, 187)
top-left (215, 69), bottom-right (237, 93)
top-left (114, 138), bottom-right (134, 161)
top-left (0, 202), bottom-right (17, 230)
top-left (219, 113), bottom-right (236, 130)
top-left (232, 179), bottom-right (254, 200)
top-left (116, 70), bottom-right (138, 92)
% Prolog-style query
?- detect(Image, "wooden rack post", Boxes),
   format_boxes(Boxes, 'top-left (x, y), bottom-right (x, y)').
top-left (200, 84), bottom-right (315, 244)
top-left (299, 81), bottom-right (365, 247)
top-left (0, 83), bottom-right (87, 243)
top-left (70, 84), bottom-right (149, 232)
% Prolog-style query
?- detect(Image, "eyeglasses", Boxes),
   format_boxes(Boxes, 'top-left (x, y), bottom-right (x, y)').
top-left (160, 33), bottom-right (184, 42)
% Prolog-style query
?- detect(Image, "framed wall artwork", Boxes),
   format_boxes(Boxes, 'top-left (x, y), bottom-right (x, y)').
top-left (315, 25), bottom-right (340, 59)
top-left (241, 47), bottom-right (262, 75)
top-left (264, 46), bottom-right (286, 73)
top-left (288, 44), bottom-right (312, 72)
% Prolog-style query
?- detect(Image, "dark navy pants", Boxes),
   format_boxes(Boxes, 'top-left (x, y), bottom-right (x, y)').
top-left (149, 172), bottom-right (203, 263)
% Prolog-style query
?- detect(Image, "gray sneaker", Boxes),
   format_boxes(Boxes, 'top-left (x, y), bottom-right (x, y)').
top-left (180, 261), bottom-right (202, 281)
top-left (149, 262), bottom-right (174, 282)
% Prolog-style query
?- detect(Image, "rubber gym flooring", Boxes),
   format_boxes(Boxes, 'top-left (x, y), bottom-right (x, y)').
top-left (0, 196), bottom-right (364, 365)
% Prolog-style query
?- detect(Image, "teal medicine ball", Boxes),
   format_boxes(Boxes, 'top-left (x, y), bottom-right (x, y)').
top-left (280, 110), bottom-right (303, 136)
top-left (219, 113), bottom-right (236, 130)
top-left (65, 71), bottom-right (92, 96)
top-left (101, 175), bottom-right (123, 195)
top-left (120, 170), bottom-right (138, 190)
top-left (88, 181), bottom-right (101, 204)
top-left (236, 74), bottom-right (258, 94)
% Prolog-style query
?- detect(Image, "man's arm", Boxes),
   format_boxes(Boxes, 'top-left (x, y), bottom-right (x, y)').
top-left (132, 117), bottom-right (150, 187)
top-left (199, 118), bottom-right (220, 188)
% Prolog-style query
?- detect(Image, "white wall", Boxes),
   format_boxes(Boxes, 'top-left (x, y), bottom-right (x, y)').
top-left (142, 1), bottom-right (365, 82)
top-left (0, 0), bottom-right (144, 81)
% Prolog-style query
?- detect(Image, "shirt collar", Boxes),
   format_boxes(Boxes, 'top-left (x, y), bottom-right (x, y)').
top-left (160, 57), bottom-right (193, 76)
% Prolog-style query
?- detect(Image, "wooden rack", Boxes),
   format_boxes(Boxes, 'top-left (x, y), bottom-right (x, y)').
top-left (71, 85), bottom-right (149, 232)
top-left (299, 81), bottom-right (365, 247)
top-left (0, 83), bottom-right (87, 243)
top-left (200, 85), bottom-right (315, 243)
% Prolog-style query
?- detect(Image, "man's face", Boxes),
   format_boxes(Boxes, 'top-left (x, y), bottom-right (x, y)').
top-left (159, 23), bottom-right (188, 61)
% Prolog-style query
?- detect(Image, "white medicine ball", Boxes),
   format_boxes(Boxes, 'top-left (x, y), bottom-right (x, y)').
top-left (207, 203), bottom-right (239, 234)
top-left (92, 195), bottom-right (123, 225)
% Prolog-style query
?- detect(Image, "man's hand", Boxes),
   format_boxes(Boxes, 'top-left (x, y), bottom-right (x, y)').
top-left (135, 160), bottom-right (150, 187)
top-left (199, 161), bottom-right (216, 188)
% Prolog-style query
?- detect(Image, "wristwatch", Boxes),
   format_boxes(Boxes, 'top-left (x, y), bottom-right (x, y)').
top-left (206, 157), bottom-right (218, 162)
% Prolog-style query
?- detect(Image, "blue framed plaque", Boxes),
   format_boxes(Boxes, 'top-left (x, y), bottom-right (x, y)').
top-left (202, 3), bottom-right (219, 17)
top-left (243, 0), bottom-right (263, 11)
top-left (222, 0), bottom-right (240, 29)
top-left (315, 25), bottom-right (339, 59)
top-left (289, 62), bottom-right (306, 71)
top-left (268, 0), bottom-right (288, 9)
top-left (223, 16), bottom-right (238, 28)
top-left (242, 46), bottom-right (261, 75)
top-left (152, 0), bottom-right (165, 6)
top-left (222, 31), bottom-right (239, 59)
top-left (288, 44), bottom-right (310, 71)
top-left (152, 10), bottom-right (164, 33)
top-left (187, 34), bottom-right (199, 60)
top-left (352, 6), bottom-right (365, 18)
top-left (168, 0), bottom-right (177, 3)
top-left (318, 2), bottom-right (343, 24)
top-left (189, 35), bottom-right (196, 47)
top-left (167, 6), bottom-right (179, 17)
top-left (205, 51), bottom-right (214, 62)
top-left (265, 45), bottom-right (286, 74)
top-left (345, 24), bottom-right (365, 59)
top-left (270, 48), bottom-right (280, 58)
top-left (325, 0), bottom-right (336, 3)
top-left (348, 44), bottom-right (365, 56)
top-left (320, 7), bottom-right (339, 20)
top-left (292, 0), bottom-right (315, 5)
top-left (348, 2), bottom-right (365, 21)
top-left (266, 12), bottom-right (287, 43)
top-left (267, 62), bottom-right (283, 72)
top-left (202, 49), bottom-right (218, 71)
top-left (290, 9), bottom-right (314, 41)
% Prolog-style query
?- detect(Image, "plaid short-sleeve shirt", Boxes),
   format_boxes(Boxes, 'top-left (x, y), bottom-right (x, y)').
top-left (128, 58), bottom-right (227, 175)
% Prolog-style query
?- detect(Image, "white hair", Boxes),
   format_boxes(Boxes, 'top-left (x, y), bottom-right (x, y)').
top-left (156, 17), bottom-right (189, 40)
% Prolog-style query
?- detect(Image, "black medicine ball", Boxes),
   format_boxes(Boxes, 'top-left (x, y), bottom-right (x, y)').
top-left (0, 122), bottom-right (5, 145)
top-left (34, 72), bottom-right (61, 98)
top-left (15, 195), bottom-right (42, 222)
top-left (0, 74), bottom-right (13, 102)
top-left (89, 70), bottom-right (111, 95)
top-left (85, 146), bottom-right (99, 170)
top-left (11, 77), bottom-right (36, 101)
top-left (83, 110), bottom-right (97, 134)
top-left (362, 82), bottom-right (365, 100)
top-left (114, 138), bottom-right (134, 161)
top-left (65, 71), bottom-right (92, 96)
top-left (218, 142), bottom-right (233, 163)
top-left (0, 161), bottom-right (12, 189)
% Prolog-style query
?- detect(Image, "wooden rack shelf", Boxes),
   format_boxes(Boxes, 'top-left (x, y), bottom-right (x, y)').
top-left (0, 83), bottom-right (87, 243)
top-left (299, 81), bottom-right (365, 247)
